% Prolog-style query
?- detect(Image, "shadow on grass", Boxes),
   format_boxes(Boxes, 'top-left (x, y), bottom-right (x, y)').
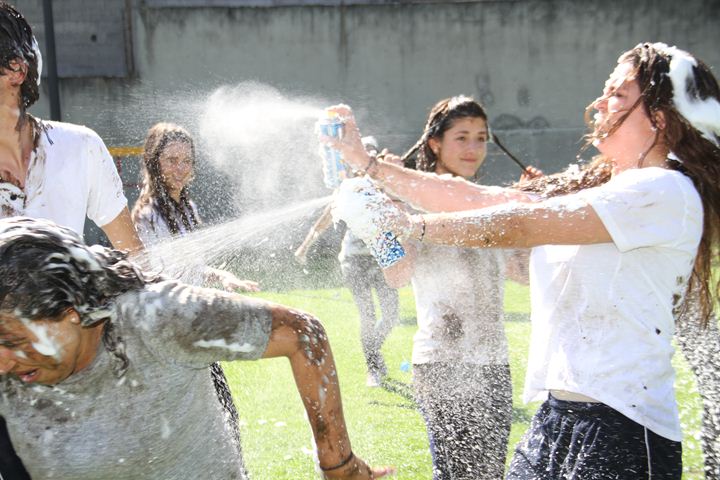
top-left (365, 377), bottom-right (417, 410)
top-left (367, 400), bottom-right (418, 410)
top-left (512, 407), bottom-right (533, 423)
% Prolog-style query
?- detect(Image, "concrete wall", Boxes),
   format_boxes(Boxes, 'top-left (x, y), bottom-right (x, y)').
top-left (18, 0), bottom-right (720, 256)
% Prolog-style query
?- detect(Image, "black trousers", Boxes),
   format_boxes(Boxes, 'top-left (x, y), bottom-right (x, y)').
top-left (414, 363), bottom-right (512, 480)
top-left (0, 415), bottom-right (31, 480)
top-left (507, 395), bottom-right (682, 480)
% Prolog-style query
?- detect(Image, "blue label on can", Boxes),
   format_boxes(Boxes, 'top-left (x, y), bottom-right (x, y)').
top-left (318, 119), bottom-right (345, 189)
top-left (370, 231), bottom-right (406, 268)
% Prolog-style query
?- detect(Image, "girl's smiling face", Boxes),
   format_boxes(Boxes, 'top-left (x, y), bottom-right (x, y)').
top-left (429, 116), bottom-right (489, 179)
top-left (158, 140), bottom-right (194, 197)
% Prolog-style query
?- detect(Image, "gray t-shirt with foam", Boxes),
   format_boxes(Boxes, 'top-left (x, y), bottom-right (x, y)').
top-left (0, 280), bottom-right (272, 480)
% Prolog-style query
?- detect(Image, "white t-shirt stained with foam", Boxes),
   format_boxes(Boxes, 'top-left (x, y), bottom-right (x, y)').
top-left (411, 244), bottom-right (508, 366)
top-left (13, 120), bottom-right (127, 234)
top-left (525, 167), bottom-right (702, 441)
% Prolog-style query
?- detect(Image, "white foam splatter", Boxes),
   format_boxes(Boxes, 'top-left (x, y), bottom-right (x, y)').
top-left (31, 36), bottom-right (42, 86)
top-left (193, 338), bottom-right (257, 353)
top-left (160, 415), bottom-right (172, 439)
top-left (332, 176), bottom-right (401, 243)
top-left (140, 298), bottom-right (165, 330)
top-left (21, 319), bottom-right (61, 359)
top-left (69, 246), bottom-right (102, 271)
top-left (652, 42), bottom-right (720, 147)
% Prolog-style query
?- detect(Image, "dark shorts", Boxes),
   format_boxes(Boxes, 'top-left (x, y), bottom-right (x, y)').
top-left (507, 395), bottom-right (682, 480)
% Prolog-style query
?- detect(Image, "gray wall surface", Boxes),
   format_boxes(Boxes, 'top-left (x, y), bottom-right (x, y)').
top-left (14, 0), bottom-right (720, 268)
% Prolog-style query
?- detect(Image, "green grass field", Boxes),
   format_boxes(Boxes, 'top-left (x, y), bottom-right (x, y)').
top-left (223, 281), bottom-right (705, 479)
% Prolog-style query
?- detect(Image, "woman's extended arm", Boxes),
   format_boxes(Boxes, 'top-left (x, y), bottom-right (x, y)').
top-left (204, 268), bottom-right (261, 292)
top-left (295, 203), bottom-right (334, 264)
top-left (406, 200), bottom-right (612, 249)
top-left (322, 105), bottom-right (534, 212)
top-left (261, 306), bottom-right (393, 479)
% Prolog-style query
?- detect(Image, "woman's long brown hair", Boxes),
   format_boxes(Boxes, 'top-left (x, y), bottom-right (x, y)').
top-left (517, 43), bottom-right (720, 327)
top-left (131, 123), bottom-right (199, 235)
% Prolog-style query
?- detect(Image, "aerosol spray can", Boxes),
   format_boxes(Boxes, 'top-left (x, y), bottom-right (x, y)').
top-left (316, 112), bottom-right (347, 189)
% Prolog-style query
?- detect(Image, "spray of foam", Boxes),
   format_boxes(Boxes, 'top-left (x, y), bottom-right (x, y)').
top-left (652, 43), bottom-right (720, 148)
top-left (141, 196), bottom-right (331, 280)
top-left (198, 81), bottom-right (330, 210)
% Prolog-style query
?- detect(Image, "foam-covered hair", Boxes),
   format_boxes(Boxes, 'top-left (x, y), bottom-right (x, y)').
top-left (650, 42), bottom-right (720, 148)
top-left (0, 217), bottom-right (148, 326)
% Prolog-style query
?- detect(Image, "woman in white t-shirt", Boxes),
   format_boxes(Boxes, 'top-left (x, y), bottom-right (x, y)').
top-left (328, 43), bottom-right (720, 479)
top-left (381, 96), bottom-right (512, 480)
top-left (131, 122), bottom-right (260, 454)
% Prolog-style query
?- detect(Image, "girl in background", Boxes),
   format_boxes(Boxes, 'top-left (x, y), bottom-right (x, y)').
top-left (295, 136), bottom-right (400, 388)
top-left (386, 96), bottom-right (513, 479)
top-left (132, 122), bottom-right (259, 292)
top-left (131, 122), bottom-right (260, 458)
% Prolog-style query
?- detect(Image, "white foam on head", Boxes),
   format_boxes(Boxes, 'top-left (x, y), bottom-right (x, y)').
top-left (31, 36), bottom-right (42, 86)
top-left (652, 42), bottom-right (720, 147)
top-left (68, 246), bottom-right (102, 271)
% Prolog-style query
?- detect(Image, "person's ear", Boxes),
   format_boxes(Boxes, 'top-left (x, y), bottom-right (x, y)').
top-left (63, 308), bottom-right (81, 325)
top-left (428, 137), bottom-right (440, 155)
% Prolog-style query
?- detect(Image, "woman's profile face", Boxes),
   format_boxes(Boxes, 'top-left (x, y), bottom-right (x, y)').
top-left (430, 116), bottom-right (488, 179)
top-left (158, 140), bottom-right (194, 194)
top-left (591, 62), bottom-right (659, 171)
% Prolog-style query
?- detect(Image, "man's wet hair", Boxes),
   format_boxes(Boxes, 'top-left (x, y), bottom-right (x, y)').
top-left (0, 2), bottom-right (40, 110)
top-left (0, 217), bottom-right (153, 376)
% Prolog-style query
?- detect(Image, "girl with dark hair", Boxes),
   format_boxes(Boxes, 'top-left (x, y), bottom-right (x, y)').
top-left (383, 95), bottom-right (513, 479)
top-left (132, 122), bottom-right (259, 292)
top-left (0, 216), bottom-right (392, 480)
top-left (328, 42), bottom-right (720, 478)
